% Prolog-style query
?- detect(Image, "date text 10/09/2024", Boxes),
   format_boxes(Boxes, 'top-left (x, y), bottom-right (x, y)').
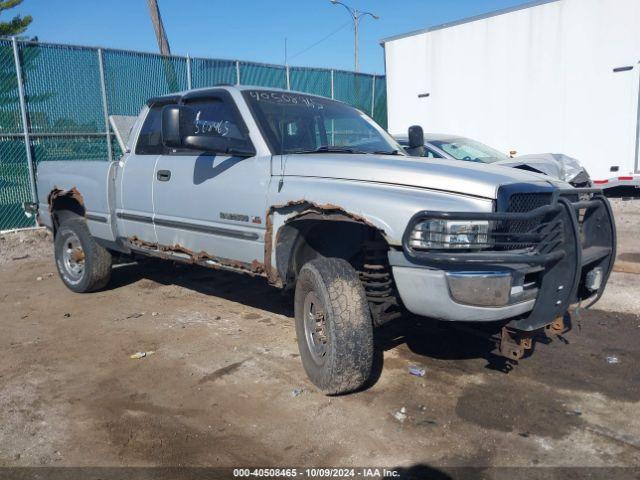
top-left (232, 468), bottom-right (400, 478)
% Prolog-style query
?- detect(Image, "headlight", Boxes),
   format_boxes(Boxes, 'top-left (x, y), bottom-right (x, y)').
top-left (408, 219), bottom-right (492, 250)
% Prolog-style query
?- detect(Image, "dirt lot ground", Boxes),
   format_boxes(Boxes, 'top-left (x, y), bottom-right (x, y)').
top-left (0, 199), bottom-right (639, 474)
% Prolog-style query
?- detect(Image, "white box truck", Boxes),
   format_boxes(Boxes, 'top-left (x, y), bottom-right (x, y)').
top-left (382, 0), bottom-right (640, 194)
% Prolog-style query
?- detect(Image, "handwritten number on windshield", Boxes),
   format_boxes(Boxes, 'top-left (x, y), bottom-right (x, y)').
top-left (248, 91), bottom-right (323, 110)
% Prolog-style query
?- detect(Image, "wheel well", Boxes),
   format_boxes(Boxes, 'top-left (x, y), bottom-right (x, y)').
top-left (48, 189), bottom-right (86, 235)
top-left (276, 217), bottom-right (401, 326)
top-left (277, 218), bottom-right (374, 284)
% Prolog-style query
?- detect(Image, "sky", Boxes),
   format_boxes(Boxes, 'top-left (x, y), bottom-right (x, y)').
top-left (11, 0), bottom-right (531, 74)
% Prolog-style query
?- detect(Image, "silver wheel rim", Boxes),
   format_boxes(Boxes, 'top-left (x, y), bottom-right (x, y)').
top-left (62, 231), bottom-right (85, 282)
top-left (303, 291), bottom-right (328, 365)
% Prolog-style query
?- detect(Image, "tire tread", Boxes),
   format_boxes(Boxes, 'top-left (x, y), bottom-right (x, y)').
top-left (55, 217), bottom-right (112, 292)
top-left (295, 257), bottom-right (373, 395)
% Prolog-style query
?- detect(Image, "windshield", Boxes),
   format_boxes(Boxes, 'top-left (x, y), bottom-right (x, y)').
top-left (429, 138), bottom-right (510, 163)
top-left (243, 90), bottom-right (401, 155)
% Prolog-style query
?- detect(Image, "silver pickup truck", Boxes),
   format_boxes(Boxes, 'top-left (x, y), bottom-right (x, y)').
top-left (34, 86), bottom-right (616, 394)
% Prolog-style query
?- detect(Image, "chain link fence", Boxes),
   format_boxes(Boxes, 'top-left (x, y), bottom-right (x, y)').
top-left (0, 37), bottom-right (387, 231)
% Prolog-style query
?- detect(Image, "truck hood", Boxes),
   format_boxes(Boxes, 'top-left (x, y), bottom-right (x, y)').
top-left (281, 153), bottom-right (563, 199)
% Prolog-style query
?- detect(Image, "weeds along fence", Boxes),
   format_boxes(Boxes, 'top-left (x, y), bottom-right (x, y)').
top-left (0, 37), bottom-right (387, 230)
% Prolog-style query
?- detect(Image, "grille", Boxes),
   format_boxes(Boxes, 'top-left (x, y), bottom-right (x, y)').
top-left (498, 192), bottom-right (557, 251)
top-left (507, 192), bottom-right (553, 214)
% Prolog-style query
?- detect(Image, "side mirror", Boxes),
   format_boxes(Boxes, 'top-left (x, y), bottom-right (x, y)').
top-left (161, 105), bottom-right (196, 148)
top-left (408, 125), bottom-right (424, 149)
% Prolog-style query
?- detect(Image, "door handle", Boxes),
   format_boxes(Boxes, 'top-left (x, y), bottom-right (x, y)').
top-left (157, 170), bottom-right (171, 181)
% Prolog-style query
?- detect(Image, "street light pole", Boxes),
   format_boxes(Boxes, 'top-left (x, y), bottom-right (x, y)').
top-left (354, 13), bottom-right (358, 72)
top-left (330, 0), bottom-right (379, 72)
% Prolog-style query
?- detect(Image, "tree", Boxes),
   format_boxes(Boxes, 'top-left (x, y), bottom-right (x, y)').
top-left (0, 0), bottom-right (32, 37)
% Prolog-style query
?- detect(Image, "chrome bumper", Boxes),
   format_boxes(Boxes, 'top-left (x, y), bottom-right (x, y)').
top-left (391, 263), bottom-right (536, 322)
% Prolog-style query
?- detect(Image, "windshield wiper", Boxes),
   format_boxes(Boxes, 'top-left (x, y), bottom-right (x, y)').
top-left (314, 145), bottom-right (365, 153)
top-left (287, 145), bottom-right (360, 153)
top-left (286, 146), bottom-right (380, 155)
top-left (373, 150), bottom-right (401, 155)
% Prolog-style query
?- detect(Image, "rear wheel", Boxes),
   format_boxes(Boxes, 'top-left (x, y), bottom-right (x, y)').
top-left (54, 217), bottom-right (112, 293)
top-left (294, 257), bottom-right (373, 395)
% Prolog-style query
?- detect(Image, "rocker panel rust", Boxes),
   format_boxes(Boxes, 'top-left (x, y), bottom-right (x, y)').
top-left (46, 192), bottom-right (382, 286)
top-left (127, 236), bottom-right (265, 276)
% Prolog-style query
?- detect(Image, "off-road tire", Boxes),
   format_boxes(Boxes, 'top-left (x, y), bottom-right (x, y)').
top-left (294, 257), bottom-right (374, 395)
top-left (54, 217), bottom-right (112, 293)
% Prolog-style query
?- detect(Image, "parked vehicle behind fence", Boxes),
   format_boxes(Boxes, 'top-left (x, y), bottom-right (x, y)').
top-left (31, 86), bottom-right (616, 394)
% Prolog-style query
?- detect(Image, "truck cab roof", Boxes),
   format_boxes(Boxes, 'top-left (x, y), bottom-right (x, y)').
top-left (147, 85), bottom-right (338, 108)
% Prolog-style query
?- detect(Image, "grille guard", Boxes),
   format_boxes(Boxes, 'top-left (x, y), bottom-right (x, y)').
top-left (402, 187), bottom-right (617, 331)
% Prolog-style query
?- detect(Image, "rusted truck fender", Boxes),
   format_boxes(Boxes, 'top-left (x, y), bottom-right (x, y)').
top-left (265, 176), bottom-right (494, 285)
top-left (36, 160), bottom-right (118, 241)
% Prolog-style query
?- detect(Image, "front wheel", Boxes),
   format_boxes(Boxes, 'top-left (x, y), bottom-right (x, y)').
top-left (294, 258), bottom-right (373, 395)
top-left (54, 217), bottom-right (112, 293)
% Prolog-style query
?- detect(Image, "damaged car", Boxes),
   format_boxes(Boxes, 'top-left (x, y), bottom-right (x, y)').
top-left (397, 129), bottom-right (592, 187)
top-left (33, 86), bottom-right (615, 394)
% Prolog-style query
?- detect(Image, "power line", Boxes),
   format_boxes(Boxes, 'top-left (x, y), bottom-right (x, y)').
top-left (289, 20), bottom-right (351, 61)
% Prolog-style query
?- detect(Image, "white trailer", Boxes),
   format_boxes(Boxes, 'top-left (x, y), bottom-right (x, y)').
top-left (382, 0), bottom-right (640, 193)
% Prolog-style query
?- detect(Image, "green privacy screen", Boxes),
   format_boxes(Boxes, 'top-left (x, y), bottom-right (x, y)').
top-left (103, 49), bottom-right (189, 116)
top-left (373, 75), bottom-right (387, 130)
top-left (238, 62), bottom-right (287, 89)
top-left (0, 38), bottom-right (387, 230)
top-left (290, 67), bottom-right (332, 98)
top-left (0, 40), bottom-right (23, 133)
top-left (0, 39), bottom-right (31, 229)
top-left (191, 58), bottom-right (237, 88)
top-left (0, 136), bottom-right (33, 229)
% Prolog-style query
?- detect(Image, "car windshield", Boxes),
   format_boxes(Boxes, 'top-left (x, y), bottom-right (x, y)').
top-left (243, 90), bottom-right (401, 155)
top-left (429, 138), bottom-right (510, 163)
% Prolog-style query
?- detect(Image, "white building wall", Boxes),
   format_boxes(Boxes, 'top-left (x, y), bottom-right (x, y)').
top-left (384, 0), bottom-right (640, 181)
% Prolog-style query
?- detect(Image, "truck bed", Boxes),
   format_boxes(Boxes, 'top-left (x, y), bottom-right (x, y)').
top-left (36, 160), bottom-right (117, 242)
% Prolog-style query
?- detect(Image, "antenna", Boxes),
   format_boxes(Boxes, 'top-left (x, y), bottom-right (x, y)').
top-left (284, 37), bottom-right (288, 66)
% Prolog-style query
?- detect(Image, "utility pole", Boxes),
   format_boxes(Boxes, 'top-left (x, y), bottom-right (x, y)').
top-left (147, 0), bottom-right (171, 55)
top-left (146, 0), bottom-right (179, 91)
top-left (330, 0), bottom-right (379, 72)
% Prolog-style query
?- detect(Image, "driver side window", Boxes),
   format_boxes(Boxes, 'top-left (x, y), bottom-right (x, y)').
top-left (136, 96), bottom-right (254, 156)
top-left (183, 98), bottom-right (247, 142)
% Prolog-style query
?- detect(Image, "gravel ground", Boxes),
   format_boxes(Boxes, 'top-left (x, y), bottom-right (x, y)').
top-left (0, 199), bottom-right (638, 473)
top-left (610, 198), bottom-right (640, 259)
top-left (0, 228), bottom-right (52, 265)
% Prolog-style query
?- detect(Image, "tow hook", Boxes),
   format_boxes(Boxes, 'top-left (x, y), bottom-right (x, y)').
top-left (498, 327), bottom-right (534, 361)
top-left (545, 314), bottom-right (569, 336)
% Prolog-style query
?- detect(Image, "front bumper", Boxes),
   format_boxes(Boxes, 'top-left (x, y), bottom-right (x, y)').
top-left (392, 264), bottom-right (536, 322)
top-left (392, 186), bottom-right (617, 331)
